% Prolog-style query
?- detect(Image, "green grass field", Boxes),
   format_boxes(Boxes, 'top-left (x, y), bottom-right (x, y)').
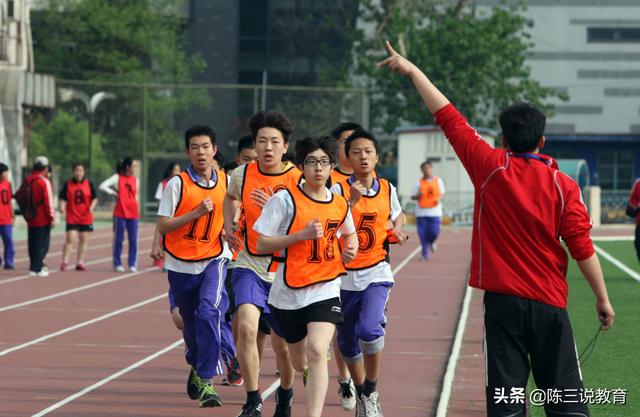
top-left (528, 240), bottom-right (640, 416)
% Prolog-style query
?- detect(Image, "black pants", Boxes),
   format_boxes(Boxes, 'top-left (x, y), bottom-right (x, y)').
top-left (28, 225), bottom-right (51, 272)
top-left (635, 225), bottom-right (640, 263)
top-left (484, 292), bottom-right (589, 417)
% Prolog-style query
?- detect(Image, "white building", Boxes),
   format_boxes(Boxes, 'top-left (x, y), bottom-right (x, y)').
top-left (477, 0), bottom-right (640, 135)
top-left (0, 0), bottom-right (55, 184)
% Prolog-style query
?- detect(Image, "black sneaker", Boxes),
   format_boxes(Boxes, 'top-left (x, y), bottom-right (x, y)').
top-left (186, 367), bottom-right (199, 400)
top-left (198, 381), bottom-right (222, 407)
top-left (272, 391), bottom-right (292, 417)
top-left (237, 400), bottom-right (263, 417)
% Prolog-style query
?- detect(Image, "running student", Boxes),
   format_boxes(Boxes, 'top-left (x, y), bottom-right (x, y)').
top-left (379, 41), bottom-right (615, 417)
top-left (99, 157), bottom-right (140, 272)
top-left (330, 122), bottom-right (362, 185)
top-left (331, 129), bottom-right (407, 417)
top-left (153, 162), bottom-right (181, 269)
top-left (59, 163), bottom-right (97, 271)
top-left (223, 111), bottom-right (301, 417)
top-left (255, 136), bottom-right (358, 417)
top-left (0, 163), bottom-right (15, 270)
top-left (411, 160), bottom-right (445, 260)
top-left (152, 125), bottom-right (229, 408)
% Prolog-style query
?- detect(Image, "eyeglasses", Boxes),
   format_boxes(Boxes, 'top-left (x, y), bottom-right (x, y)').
top-left (304, 158), bottom-right (332, 168)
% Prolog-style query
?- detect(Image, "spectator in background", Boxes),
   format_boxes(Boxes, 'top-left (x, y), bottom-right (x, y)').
top-left (629, 178), bottom-right (640, 262)
top-left (27, 156), bottom-right (55, 277)
top-left (59, 163), bottom-right (98, 271)
top-left (0, 163), bottom-right (15, 270)
top-left (411, 160), bottom-right (445, 260)
top-left (99, 157), bottom-right (140, 272)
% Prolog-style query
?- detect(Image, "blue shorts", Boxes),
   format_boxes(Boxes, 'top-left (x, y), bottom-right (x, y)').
top-left (232, 267), bottom-right (283, 337)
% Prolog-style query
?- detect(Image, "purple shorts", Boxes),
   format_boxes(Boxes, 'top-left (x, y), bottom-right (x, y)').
top-left (231, 267), bottom-right (284, 337)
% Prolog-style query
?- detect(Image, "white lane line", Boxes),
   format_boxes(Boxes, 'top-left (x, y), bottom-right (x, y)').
top-left (262, 379), bottom-right (281, 401)
top-left (0, 294), bottom-right (166, 356)
top-left (435, 280), bottom-right (473, 417)
top-left (0, 267), bottom-right (158, 313)
top-left (12, 235), bottom-right (154, 263)
top-left (594, 244), bottom-right (640, 283)
top-left (31, 339), bottom-right (184, 417)
top-left (591, 236), bottom-right (634, 242)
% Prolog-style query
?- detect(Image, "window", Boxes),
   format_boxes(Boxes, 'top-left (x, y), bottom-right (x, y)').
top-left (598, 151), bottom-right (635, 190)
top-left (588, 27), bottom-right (640, 43)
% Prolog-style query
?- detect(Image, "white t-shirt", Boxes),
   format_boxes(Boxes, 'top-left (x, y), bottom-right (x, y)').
top-left (411, 177), bottom-right (446, 218)
top-left (99, 173), bottom-right (140, 196)
top-left (157, 168), bottom-right (225, 274)
top-left (154, 182), bottom-right (164, 201)
top-left (330, 179), bottom-right (403, 291)
top-left (254, 185), bottom-right (355, 310)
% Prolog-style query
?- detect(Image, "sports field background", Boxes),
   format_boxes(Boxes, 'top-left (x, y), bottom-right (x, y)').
top-left (528, 239), bottom-right (639, 417)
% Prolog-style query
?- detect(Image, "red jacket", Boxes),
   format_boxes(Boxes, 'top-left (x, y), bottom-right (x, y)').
top-left (435, 104), bottom-right (594, 308)
top-left (630, 179), bottom-right (640, 226)
top-left (0, 180), bottom-right (13, 225)
top-left (25, 170), bottom-right (55, 227)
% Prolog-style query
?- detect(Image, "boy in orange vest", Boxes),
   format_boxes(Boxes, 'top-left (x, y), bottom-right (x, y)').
top-left (411, 160), bottom-right (445, 260)
top-left (153, 125), bottom-right (229, 408)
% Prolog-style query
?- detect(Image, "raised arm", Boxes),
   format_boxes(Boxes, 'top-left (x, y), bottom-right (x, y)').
top-left (377, 41), bottom-right (450, 115)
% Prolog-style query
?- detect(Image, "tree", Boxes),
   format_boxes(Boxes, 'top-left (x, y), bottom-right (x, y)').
top-left (32, 0), bottom-right (208, 161)
top-left (353, 0), bottom-right (567, 133)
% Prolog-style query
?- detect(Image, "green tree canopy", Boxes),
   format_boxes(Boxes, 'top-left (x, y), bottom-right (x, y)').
top-left (354, 0), bottom-right (566, 133)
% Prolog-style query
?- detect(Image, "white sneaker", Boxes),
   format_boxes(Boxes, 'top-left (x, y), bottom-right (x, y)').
top-left (36, 269), bottom-right (49, 277)
top-left (338, 378), bottom-right (356, 411)
top-left (114, 265), bottom-right (125, 272)
top-left (362, 391), bottom-right (383, 417)
top-left (355, 394), bottom-right (366, 417)
top-left (29, 271), bottom-right (38, 277)
top-left (129, 266), bottom-right (138, 272)
top-left (430, 242), bottom-right (438, 253)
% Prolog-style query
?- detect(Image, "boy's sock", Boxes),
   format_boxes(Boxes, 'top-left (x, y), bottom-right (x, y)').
top-left (355, 383), bottom-right (364, 398)
top-left (363, 379), bottom-right (377, 397)
top-left (247, 390), bottom-right (261, 404)
top-left (276, 386), bottom-right (293, 402)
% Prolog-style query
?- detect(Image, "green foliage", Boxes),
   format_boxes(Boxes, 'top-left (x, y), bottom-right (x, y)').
top-left (32, 0), bottom-right (209, 161)
top-left (354, 0), bottom-right (567, 132)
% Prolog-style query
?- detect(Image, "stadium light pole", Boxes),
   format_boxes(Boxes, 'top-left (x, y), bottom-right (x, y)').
top-left (59, 88), bottom-right (116, 178)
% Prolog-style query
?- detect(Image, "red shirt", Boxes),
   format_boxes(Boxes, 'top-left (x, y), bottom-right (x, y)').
top-left (630, 179), bottom-right (640, 226)
top-left (114, 174), bottom-right (139, 219)
top-left (61, 178), bottom-right (95, 225)
top-left (435, 104), bottom-right (594, 308)
top-left (0, 180), bottom-right (13, 225)
top-left (25, 171), bottom-right (55, 227)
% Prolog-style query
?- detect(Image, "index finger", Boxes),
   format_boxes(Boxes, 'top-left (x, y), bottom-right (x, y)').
top-left (385, 40), bottom-right (397, 56)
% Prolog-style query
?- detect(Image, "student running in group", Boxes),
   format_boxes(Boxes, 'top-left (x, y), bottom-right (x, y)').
top-left (59, 163), bottom-right (97, 271)
top-left (153, 162), bottom-right (181, 269)
top-left (152, 125), bottom-right (229, 408)
top-left (329, 122), bottom-right (362, 185)
top-left (0, 163), bottom-right (15, 270)
top-left (331, 129), bottom-right (407, 417)
top-left (254, 136), bottom-right (358, 417)
top-left (411, 160), bottom-right (445, 261)
top-left (378, 40), bottom-right (615, 417)
top-left (223, 111), bottom-right (302, 417)
top-left (99, 157), bottom-right (140, 272)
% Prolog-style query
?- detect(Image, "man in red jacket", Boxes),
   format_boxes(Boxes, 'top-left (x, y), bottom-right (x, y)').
top-left (629, 179), bottom-right (640, 262)
top-left (27, 156), bottom-right (56, 277)
top-left (379, 42), bottom-right (615, 417)
top-left (0, 163), bottom-right (15, 270)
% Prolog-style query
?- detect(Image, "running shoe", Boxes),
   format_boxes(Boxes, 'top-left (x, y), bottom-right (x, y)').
top-left (272, 391), bottom-right (292, 417)
top-left (197, 380), bottom-right (222, 407)
top-left (338, 378), bottom-right (356, 411)
top-left (186, 366), bottom-right (199, 400)
top-left (114, 265), bottom-right (125, 272)
top-left (60, 262), bottom-right (68, 272)
top-left (222, 357), bottom-right (243, 386)
top-left (236, 400), bottom-right (263, 417)
top-left (362, 391), bottom-right (383, 417)
top-left (302, 368), bottom-right (309, 386)
top-left (75, 262), bottom-right (86, 271)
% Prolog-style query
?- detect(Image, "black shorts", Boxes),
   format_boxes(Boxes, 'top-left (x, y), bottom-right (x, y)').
top-left (66, 224), bottom-right (94, 232)
top-left (269, 297), bottom-right (343, 344)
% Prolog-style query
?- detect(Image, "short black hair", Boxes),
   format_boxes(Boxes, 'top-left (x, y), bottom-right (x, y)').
top-left (185, 125), bottom-right (216, 149)
top-left (117, 157), bottom-right (134, 174)
top-left (34, 162), bottom-right (46, 171)
top-left (345, 129), bottom-right (380, 156)
top-left (249, 111), bottom-right (293, 143)
top-left (237, 134), bottom-right (254, 155)
top-left (163, 162), bottom-right (179, 179)
top-left (294, 136), bottom-right (337, 166)
top-left (420, 160), bottom-right (432, 170)
top-left (282, 152), bottom-right (294, 162)
top-left (499, 103), bottom-right (546, 153)
top-left (214, 151), bottom-right (225, 169)
top-left (331, 122), bottom-right (363, 139)
top-left (72, 162), bottom-right (85, 171)
top-left (0, 163), bottom-right (8, 174)
top-left (223, 161), bottom-right (238, 173)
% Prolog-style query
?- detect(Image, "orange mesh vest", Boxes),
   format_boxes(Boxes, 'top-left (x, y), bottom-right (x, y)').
top-left (241, 161), bottom-right (301, 256)
top-left (163, 170), bottom-right (226, 262)
top-left (330, 168), bottom-right (351, 185)
top-left (337, 177), bottom-right (391, 270)
top-left (418, 177), bottom-right (441, 208)
top-left (282, 186), bottom-right (349, 288)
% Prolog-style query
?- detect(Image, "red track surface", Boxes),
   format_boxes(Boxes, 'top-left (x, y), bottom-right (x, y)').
top-left (0, 223), bottom-right (474, 417)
